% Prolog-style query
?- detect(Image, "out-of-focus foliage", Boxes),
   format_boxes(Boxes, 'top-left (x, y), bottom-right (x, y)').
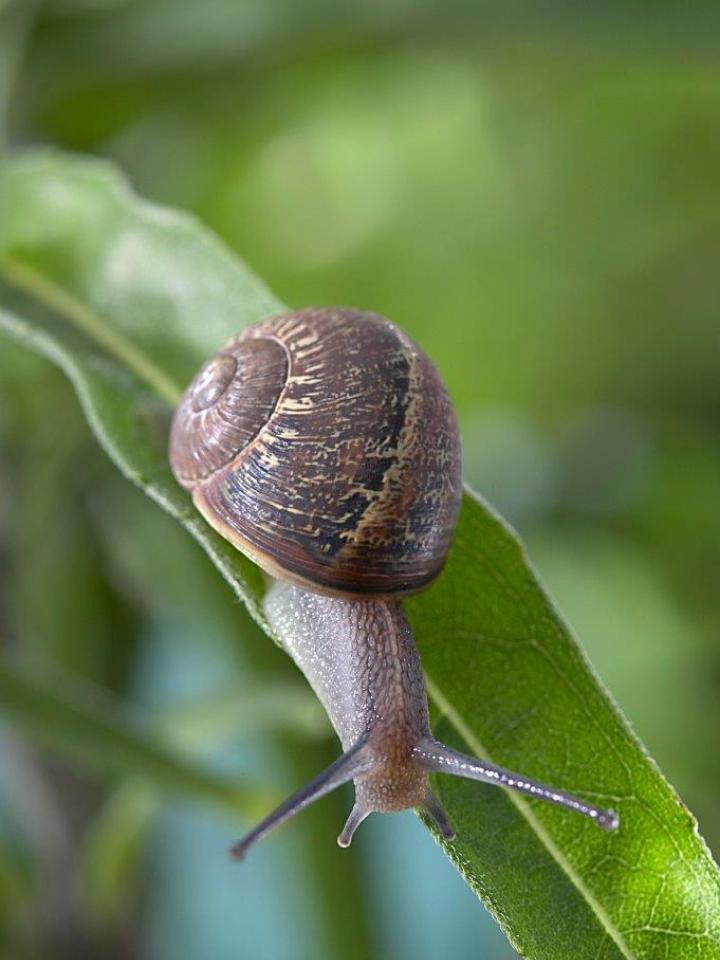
top-left (1, 2), bottom-right (719, 958)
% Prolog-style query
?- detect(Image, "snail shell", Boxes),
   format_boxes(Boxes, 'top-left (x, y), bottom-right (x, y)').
top-left (169, 307), bottom-right (462, 597)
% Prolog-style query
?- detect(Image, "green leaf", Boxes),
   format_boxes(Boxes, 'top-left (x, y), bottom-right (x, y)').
top-left (0, 149), bottom-right (279, 625)
top-left (0, 659), bottom-right (272, 819)
top-left (1, 150), bottom-right (719, 959)
top-left (412, 500), bottom-right (720, 957)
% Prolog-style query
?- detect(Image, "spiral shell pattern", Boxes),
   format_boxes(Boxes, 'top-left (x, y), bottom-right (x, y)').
top-left (169, 308), bottom-right (462, 598)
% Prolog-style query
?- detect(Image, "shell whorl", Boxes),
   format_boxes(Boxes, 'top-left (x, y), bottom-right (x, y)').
top-left (169, 338), bottom-right (288, 487)
top-left (169, 308), bottom-right (462, 598)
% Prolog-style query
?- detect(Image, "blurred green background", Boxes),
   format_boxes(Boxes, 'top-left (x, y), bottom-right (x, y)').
top-left (1, 1), bottom-right (719, 957)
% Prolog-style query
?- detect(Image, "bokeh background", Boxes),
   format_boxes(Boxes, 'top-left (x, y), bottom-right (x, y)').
top-left (1, 1), bottom-right (719, 958)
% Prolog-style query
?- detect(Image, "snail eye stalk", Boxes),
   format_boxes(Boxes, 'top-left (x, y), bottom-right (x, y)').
top-left (229, 738), bottom-right (373, 861)
top-left (413, 739), bottom-right (619, 832)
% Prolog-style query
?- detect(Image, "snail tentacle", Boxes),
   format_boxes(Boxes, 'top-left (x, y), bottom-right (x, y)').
top-left (229, 734), bottom-right (374, 861)
top-left (413, 738), bottom-right (619, 831)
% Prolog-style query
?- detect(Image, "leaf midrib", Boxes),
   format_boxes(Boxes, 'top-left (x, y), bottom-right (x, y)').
top-left (426, 676), bottom-right (634, 959)
top-left (1, 255), bottom-right (635, 959)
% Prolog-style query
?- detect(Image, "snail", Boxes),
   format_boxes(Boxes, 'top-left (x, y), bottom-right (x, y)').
top-left (169, 307), bottom-right (618, 858)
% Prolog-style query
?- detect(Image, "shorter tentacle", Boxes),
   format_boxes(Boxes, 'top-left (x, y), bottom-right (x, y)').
top-left (413, 738), bottom-right (618, 831)
top-left (337, 803), bottom-right (371, 848)
top-left (230, 737), bottom-right (374, 860)
top-left (421, 791), bottom-right (456, 840)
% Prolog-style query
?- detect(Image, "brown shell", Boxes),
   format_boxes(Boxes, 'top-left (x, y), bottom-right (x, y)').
top-left (169, 307), bottom-right (462, 598)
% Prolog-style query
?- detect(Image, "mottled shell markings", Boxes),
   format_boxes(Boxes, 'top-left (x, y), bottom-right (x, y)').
top-left (169, 308), bottom-right (462, 598)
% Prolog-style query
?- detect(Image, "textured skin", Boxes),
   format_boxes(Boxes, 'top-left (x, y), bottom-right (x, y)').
top-left (264, 580), bottom-right (432, 812)
top-left (169, 307), bottom-right (462, 597)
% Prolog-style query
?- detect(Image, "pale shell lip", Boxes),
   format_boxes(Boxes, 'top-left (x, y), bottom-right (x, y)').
top-left (192, 486), bottom-right (443, 601)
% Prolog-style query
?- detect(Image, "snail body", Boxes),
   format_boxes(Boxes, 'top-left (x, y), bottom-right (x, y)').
top-left (264, 583), bottom-right (433, 840)
top-left (169, 307), bottom-right (618, 857)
